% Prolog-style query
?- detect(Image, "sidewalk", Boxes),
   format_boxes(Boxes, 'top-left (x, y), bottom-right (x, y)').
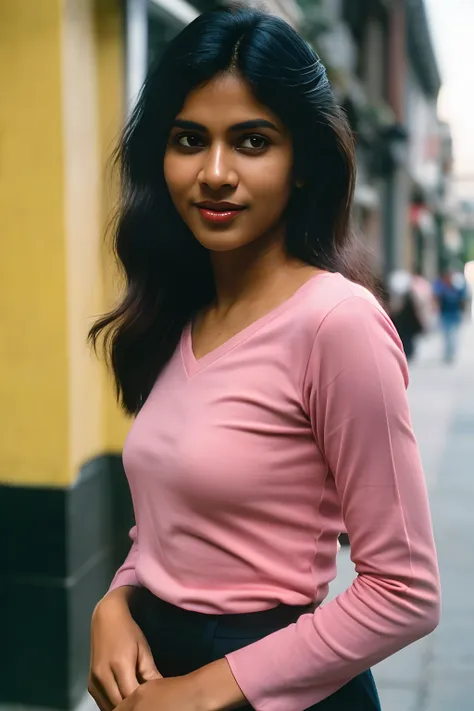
top-left (328, 320), bottom-right (474, 711)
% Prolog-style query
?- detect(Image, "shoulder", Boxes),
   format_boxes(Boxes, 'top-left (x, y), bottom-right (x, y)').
top-left (295, 272), bottom-right (396, 343)
top-left (295, 272), bottom-right (407, 386)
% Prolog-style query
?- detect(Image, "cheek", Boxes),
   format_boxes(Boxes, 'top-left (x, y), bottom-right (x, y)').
top-left (245, 154), bottom-right (293, 200)
top-left (163, 154), bottom-right (193, 202)
top-left (246, 164), bottom-right (292, 213)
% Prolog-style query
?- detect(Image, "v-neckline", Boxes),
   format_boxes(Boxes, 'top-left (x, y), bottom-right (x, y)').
top-left (180, 271), bottom-right (336, 377)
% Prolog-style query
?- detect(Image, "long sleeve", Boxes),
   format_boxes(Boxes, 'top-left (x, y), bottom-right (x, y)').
top-left (226, 295), bottom-right (440, 711)
top-left (109, 525), bottom-right (141, 591)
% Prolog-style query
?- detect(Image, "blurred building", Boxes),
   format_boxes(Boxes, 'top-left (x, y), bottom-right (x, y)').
top-left (456, 200), bottom-right (474, 265)
top-left (300, 0), bottom-right (449, 280)
top-left (301, 0), bottom-right (400, 273)
top-left (129, 0), bottom-right (302, 108)
top-left (405, 0), bottom-right (445, 280)
top-left (0, 2), bottom-right (448, 711)
top-left (431, 120), bottom-right (456, 273)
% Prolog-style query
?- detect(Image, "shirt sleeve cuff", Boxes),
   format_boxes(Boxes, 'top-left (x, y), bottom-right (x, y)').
top-left (109, 568), bottom-right (141, 592)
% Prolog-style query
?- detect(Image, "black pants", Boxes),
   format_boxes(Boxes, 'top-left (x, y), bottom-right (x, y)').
top-left (130, 589), bottom-right (382, 710)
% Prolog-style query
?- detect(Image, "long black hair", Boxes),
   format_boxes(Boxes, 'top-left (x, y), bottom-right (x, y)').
top-left (90, 6), bottom-right (375, 415)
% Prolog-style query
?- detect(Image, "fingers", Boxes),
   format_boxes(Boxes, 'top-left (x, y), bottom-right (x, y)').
top-left (89, 670), bottom-right (123, 711)
top-left (113, 662), bottom-right (140, 699)
top-left (136, 640), bottom-right (162, 683)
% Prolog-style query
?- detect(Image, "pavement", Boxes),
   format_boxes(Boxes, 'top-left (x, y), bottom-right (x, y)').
top-left (328, 319), bottom-right (474, 711)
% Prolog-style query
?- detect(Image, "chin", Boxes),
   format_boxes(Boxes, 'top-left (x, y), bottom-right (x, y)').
top-left (193, 230), bottom-right (258, 253)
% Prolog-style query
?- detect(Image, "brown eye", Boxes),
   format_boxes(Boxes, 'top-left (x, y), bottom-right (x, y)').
top-left (176, 133), bottom-right (204, 148)
top-left (239, 134), bottom-right (270, 150)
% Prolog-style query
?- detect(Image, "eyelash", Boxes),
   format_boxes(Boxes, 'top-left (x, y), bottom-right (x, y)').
top-left (172, 132), bottom-right (271, 152)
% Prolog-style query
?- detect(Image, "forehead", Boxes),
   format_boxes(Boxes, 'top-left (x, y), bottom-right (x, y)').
top-left (177, 73), bottom-right (284, 131)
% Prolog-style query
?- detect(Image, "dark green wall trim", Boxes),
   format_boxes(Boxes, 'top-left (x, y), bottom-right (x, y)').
top-left (0, 455), bottom-right (133, 710)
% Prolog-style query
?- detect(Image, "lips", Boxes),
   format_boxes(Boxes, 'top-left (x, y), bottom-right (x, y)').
top-left (195, 202), bottom-right (246, 225)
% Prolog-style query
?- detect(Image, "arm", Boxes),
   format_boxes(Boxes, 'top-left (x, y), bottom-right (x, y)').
top-left (224, 296), bottom-right (440, 711)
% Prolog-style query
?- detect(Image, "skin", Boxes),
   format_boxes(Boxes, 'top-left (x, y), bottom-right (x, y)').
top-left (164, 71), bottom-right (295, 255)
top-left (89, 72), bottom-right (325, 711)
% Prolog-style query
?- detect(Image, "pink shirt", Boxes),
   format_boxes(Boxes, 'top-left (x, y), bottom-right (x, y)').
top-left (110, 272), bottom-right (440, 711)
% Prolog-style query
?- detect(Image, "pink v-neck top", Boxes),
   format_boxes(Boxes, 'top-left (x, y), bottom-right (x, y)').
top-left (110, 272), bottom-right (440, 710)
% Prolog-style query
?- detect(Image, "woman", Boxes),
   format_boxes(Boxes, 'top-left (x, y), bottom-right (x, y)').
top-left (88, 8), bottom-right (440, 711)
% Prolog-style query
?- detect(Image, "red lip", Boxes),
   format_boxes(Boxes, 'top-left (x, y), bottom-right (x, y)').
top-left (195, 202), bottom-right (246, 225)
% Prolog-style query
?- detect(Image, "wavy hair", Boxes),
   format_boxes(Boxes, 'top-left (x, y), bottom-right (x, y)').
top-left (90, 7), bottom-right (375, 414)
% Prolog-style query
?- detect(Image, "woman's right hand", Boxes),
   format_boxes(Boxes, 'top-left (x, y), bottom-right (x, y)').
top-left (89, 587), bottom-right (161, 711)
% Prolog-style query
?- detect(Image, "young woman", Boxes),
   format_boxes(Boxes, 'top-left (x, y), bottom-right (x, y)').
top-left (88, 8), bottom-right (440, 711)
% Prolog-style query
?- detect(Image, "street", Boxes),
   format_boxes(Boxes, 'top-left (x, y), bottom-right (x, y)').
top-left (328, 320), bottom-right (474, 711)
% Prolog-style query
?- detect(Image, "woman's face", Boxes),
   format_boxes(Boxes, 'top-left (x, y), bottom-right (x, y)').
top-left (164, 73), bottom-right (295, 253)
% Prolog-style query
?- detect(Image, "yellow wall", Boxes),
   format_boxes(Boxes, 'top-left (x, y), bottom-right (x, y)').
top-left (62, 0), bottom-right (105, 480)
top-left (94, 0), bottom-right (131, 452)
top-left (0, 0), bottom-right (129, 486)
top-left (0, 1), bottom-right (69, 485)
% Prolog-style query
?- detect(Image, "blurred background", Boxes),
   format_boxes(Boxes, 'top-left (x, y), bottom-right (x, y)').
top-left (0, 1), bottom-right (473, 710)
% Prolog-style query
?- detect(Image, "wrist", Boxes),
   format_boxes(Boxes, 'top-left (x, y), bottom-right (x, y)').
top-left (190, 659), bottom-right (247, 711)
top-left (94, 586), bottom-right (135, 617)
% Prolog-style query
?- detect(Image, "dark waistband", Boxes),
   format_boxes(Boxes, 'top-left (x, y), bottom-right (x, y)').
top-left (131, 588), bottom-right (315, 638)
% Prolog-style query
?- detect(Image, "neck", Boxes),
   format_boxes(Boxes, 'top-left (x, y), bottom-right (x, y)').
top-left (210, 228), bottom-right (298, 311)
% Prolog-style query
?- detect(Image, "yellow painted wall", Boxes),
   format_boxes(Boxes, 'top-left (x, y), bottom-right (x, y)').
top-left (62, 0), bottom-right (105, 479)
top-left (94, 0), bottom-right (131, 452)
top-left (0, 0), bottom-right (129, 486)
top-left (0, 1), bottom-right (69, 484)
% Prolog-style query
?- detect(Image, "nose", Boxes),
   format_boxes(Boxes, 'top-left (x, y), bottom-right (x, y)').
top-left (198, 143), bottom-right (238, 191)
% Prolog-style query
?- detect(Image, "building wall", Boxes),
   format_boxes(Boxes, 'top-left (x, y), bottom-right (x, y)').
top-left (0, 2), bottom-right (131, 709)
top-left (406, 65), bottom-right (440, 193)
top-left (405, 61), bottom-right (443, 277)
top-left (0, 1), bottom-right (70, 486)
top-left (0, 0), bottom-right (129, 489)
top-left (94, 0), bottom-right (132, 452)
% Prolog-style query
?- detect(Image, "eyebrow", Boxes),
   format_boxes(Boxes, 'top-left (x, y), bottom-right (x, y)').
top-left (172, 118), bottom-right (280, 132)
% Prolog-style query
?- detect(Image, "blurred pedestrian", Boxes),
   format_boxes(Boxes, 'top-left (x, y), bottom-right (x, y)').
top-left (387, 270), bottom-right (425, 361)
top-left (433, 268), bottom-right (467, 363)
top-left (87, 8), bottom-right (440, 711)
top-left (412, 269), bottom-right (438, 332)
